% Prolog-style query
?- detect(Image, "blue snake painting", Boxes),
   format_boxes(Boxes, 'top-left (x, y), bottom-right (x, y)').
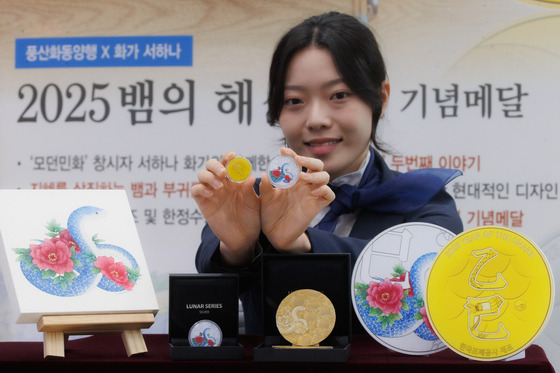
top-left (13, 206), bottom-right (140, 297)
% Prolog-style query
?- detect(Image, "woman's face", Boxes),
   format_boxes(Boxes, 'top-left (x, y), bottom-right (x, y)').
top-left (279, 46), bottom-right (387, 180)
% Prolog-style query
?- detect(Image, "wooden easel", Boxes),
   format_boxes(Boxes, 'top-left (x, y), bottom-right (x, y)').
top-left (36, 312), bottom-right (155, 358)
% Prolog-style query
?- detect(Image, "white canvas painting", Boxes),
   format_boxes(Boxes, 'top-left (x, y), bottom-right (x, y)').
top-left (0, 189), bottom-right (159, 323)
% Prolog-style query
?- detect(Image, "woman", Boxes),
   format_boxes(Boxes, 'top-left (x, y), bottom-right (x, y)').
top-left (193, 12), bottom-right (462, 334)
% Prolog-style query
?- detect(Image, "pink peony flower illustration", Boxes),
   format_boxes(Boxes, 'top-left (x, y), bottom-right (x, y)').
top-left (366, 278), bottom-right (405, 315)
top-left (94, 256), bottom-right (134, 290)
top-left (30, 237), bottom-right (74, 274)
top-left (194, 334), bottom-right (204, 345)
top-left (419, 306), bottom-right (436, 335)
top-left (58, 229), bottom-right (81, 254)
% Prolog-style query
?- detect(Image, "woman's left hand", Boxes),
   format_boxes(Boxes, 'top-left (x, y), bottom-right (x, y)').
top-left (260, 147), bottom-right (335, 252)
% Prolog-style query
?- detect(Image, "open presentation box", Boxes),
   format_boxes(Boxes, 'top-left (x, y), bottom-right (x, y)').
top-left (168, 273), bottom-right (244, 360)
top-left (254, 253), bottom-right (352, 362)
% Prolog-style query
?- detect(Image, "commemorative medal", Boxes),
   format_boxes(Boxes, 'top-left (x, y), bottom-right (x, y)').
top-left (426, 226), bottom-right (554, 361)
top-left (267, 155), bottom-right (300, 189)
top-left (352, 222), bottom-right (455, 355)
top-left (188, 319), bottom-right (223, 347)
top-left (276, 289), bottom-right (336, 346)
top-left (226, 156), bottom-right (252, 183)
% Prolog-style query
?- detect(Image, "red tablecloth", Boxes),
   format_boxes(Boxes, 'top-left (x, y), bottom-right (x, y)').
top-left (0, 334), bottom-right (554, 373)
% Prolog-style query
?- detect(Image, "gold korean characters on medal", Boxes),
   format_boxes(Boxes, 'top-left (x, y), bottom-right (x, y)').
top-left (426, 226), bottom-right (554, 361)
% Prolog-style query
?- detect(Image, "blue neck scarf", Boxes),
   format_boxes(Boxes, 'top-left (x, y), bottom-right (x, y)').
top-left (316, 148), bottom-right (462, 232)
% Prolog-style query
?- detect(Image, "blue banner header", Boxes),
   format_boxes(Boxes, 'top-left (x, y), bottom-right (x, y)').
top-left (15, 35), bottom-right (193, 68)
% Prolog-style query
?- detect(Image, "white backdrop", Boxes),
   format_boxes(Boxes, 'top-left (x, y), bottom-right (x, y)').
top-left (0, 0), bottom-right (559, 369)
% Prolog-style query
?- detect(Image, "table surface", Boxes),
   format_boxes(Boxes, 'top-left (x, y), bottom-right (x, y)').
top-left (0, 334), bottom-right (555, 373)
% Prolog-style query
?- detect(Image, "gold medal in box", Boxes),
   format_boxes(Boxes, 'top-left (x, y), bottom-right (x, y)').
top-left (426, 226), bottom-right (554, 361)
top-left (275, 289), bottom-right (336, 348)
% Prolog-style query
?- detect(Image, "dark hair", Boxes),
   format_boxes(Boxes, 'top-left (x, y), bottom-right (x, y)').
top-left (267, 11), bottom-right (388, 152)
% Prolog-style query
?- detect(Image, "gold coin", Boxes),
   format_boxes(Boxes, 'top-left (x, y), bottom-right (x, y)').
top-left (426, 226), bottom-right (554, 361)
top-left (276, 289), bottom-right (336, 346)
top-left (226, 156), bottom-right (251, 182)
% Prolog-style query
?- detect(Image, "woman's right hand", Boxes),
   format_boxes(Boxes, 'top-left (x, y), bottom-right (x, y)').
top-left (259, 148), bottom-right (334, 252)
top-left (192, 152), bottom-right (261, 266)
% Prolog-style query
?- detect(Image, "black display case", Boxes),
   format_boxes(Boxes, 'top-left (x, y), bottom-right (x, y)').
top-left (253, 253), bottom-right (352, 362)
top-left (168, 273), bottom-right (244, 360)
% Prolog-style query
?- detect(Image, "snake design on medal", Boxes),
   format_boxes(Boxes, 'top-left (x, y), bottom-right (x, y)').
top-left (267, 155), bottom-right (300, 189)
top-left (188, 319), bottom-right (222, 347)
top-left (278, 305), bottom-right (309, 335)
top-left (276, 289), bottom-right (336, 346)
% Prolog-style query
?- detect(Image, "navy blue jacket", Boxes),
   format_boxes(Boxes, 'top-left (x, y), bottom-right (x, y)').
top-left (195, 151), bottom-right (463, 334)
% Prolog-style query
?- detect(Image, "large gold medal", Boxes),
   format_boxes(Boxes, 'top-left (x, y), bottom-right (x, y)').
top-left (426, 226), bottom-right (554, 361)
top-left (276, 289), bottom-right (336, 346)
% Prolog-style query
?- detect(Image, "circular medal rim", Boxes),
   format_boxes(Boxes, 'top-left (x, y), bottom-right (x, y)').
top-left (425, 225), bottom-right (555, 361)
top-left (350, 222), bottom-right (455, 355)
top-left (226, 155), bottom-right (252, 183)
top-left (275, 288), bottom-right (336, 346)
top-left (266, 155), bottom-right (301, 189)
top-left (188, 319), bottom-right (223, 347)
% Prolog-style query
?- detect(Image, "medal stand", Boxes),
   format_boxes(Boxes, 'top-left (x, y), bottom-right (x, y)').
top-left (505, 350), bottom-right (526, 361)
top-left (272, 344), bottom-right (333, 350)
top-left (257, 335), bottom-right (350, 362)
top-left (37, 312), bottom-right (155, 358)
